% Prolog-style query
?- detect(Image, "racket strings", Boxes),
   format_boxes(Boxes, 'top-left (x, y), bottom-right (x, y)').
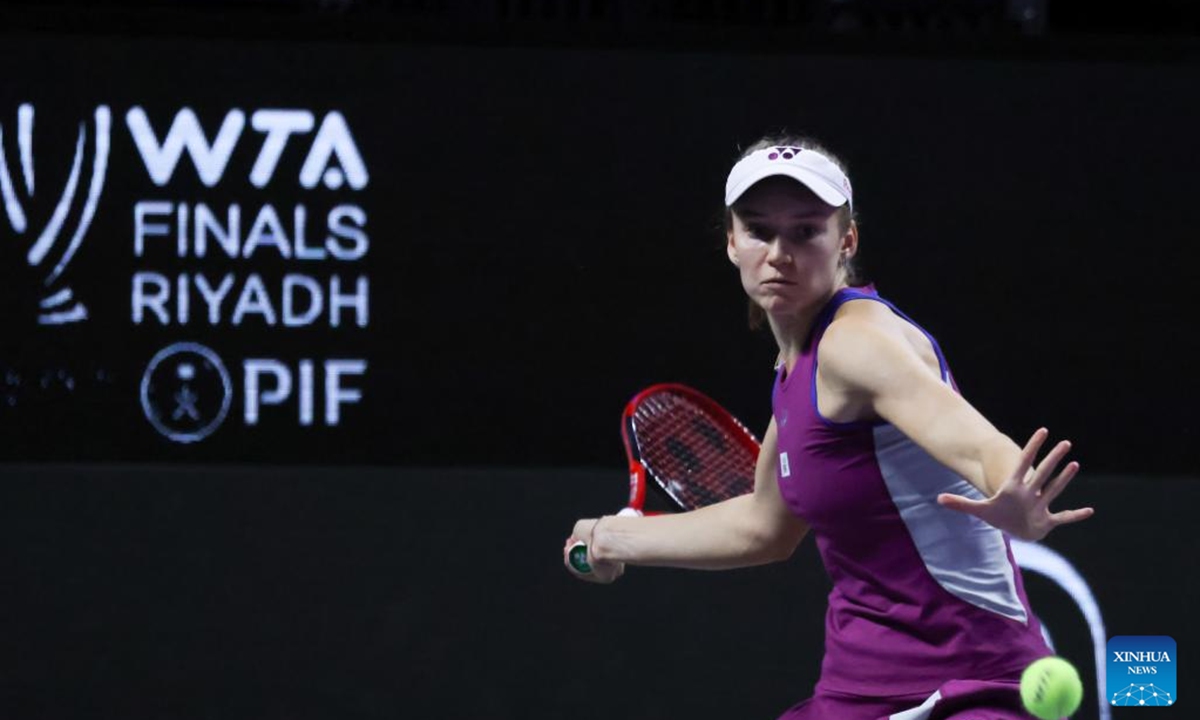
top-left (632, 392), bottom-right (757, 510)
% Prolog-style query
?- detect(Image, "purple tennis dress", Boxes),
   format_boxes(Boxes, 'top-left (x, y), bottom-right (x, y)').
top-left (773, 286), bottom-right (1052, 720)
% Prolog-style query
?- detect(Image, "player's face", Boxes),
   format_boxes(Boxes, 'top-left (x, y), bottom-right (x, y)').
top-left (726, 177), bottom-right (853, 318)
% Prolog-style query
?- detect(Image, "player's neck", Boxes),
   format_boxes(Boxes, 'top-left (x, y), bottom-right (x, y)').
top-left (768, 284), bottom-right (846, 370)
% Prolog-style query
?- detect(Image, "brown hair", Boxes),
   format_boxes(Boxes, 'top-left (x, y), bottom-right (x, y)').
top-left (723, 134), bottom-right (863, 330)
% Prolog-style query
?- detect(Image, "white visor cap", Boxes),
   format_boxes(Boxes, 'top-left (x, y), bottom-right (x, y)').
top-left (724, 146), bottom-right (853, 211)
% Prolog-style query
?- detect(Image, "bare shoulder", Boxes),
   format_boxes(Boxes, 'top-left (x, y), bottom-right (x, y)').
top-left (818, 300), bottom-right (921, 390)
top-left (832, 297), bottom-right (905, 330)
top-left (820, 299), bottom-right (907, 355)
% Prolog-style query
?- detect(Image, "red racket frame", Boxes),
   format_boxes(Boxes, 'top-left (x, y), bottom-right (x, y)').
top-left (620, 383), bottom-right (761, 513)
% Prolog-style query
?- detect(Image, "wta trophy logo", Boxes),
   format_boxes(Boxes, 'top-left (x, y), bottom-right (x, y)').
top-left (0, 103), bottom-right (110, 324)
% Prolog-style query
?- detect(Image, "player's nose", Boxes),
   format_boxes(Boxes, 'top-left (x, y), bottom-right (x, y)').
top-left (765, 238), bottom-right (791, 265)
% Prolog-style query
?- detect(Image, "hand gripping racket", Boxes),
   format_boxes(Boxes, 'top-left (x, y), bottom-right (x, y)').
top-left (568, 383), bottom-right (761, 574)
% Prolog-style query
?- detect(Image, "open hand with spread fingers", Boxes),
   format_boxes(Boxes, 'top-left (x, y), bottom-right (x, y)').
top-left (936, 428), bottom-right (1094, 541)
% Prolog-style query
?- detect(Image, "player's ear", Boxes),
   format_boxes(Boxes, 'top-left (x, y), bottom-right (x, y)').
top-left (726, 230), bottom-right (739, 266)
top-left (840, 219), bottom-right (859, 260)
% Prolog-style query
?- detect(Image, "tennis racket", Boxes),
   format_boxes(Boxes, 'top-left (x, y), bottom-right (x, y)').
top-left (568, 383), bottom-right (761, 574)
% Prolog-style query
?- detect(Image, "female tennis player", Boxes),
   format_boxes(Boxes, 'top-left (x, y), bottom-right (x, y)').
top-left (563, 135), bottom-right (1095, 718)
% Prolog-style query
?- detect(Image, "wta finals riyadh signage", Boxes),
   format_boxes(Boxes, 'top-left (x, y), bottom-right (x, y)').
top-left (1, 103), bottom-right (371, 444)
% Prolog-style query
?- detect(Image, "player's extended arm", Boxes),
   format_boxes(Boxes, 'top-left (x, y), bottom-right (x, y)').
top-left (817, 308), bottom-right (1093, 541)
top-left (578, 418), bottom-right (809, 571)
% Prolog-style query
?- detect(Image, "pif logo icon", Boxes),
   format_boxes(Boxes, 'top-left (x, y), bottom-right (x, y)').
top-left (1108, 636), bottom-right (1176, 707)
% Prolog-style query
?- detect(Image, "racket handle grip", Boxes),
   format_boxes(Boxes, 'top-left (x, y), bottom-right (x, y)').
top-left (568, 508), bottom-right (640, 575)
top-left (567, 541), bottom-right (592, 574)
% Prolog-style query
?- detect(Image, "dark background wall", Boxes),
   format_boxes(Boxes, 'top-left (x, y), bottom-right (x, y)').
top-left (0, 27), bottom-right (1196, 472)
top-left (0, 4), bottom-right (1197, 720)
top-left (0, 466), bottom-right (1193, 720)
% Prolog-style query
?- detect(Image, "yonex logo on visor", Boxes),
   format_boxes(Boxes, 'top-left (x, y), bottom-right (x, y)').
top-left (725, 146), bottom-right (853, 211)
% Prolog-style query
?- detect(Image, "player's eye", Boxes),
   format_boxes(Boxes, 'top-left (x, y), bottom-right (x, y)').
top-left (789, 225), bottom-right (820, 243)
top-left (745, 224), bottom-right (771, 240)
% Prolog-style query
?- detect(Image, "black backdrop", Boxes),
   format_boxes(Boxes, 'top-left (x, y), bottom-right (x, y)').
top-left (0, 31), bottom-right (1196, 472)
top-left (1, 18), bottom-right (1198, 720)
top-left (1, 466), bottom-right (1193, 720)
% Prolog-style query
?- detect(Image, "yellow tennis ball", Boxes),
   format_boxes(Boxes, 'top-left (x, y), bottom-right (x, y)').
top-left (1021, 656), bottom-right (1083, 719)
